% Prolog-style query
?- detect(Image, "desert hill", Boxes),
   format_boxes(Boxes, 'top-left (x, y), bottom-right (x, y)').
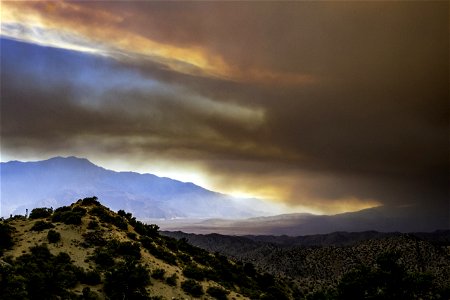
top-left (0, 197), bottom-right (291, 300)
top-left (2, 197), bottom-right (449, 299)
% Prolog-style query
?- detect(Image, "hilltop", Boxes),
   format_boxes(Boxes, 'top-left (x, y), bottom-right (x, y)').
top-left (0, 197), bottom-right (292, 300)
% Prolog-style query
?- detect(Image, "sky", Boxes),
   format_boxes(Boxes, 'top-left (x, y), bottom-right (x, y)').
top-left (1, 1), bottom-right (448, 216)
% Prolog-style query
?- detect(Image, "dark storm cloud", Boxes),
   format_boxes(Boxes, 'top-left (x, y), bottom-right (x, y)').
top-left (1, 1), bottom-right (448, 214)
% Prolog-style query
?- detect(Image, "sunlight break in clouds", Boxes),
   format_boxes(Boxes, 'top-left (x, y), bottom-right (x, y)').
top-left (1, 1), bottom-right (315, 85)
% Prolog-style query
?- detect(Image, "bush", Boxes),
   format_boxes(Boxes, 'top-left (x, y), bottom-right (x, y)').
top-left (207, 286), bottom-right (230, 300)
top-left (29, 207), bottom-right (53, 219)
top-left (92, 248), bottom-right (115, 269)
top-left (31, 220), bottom-right (55, 231)
top-left (87, 220), bottom-right (99, 230)
top-left (166, 273), bottom-right (178, 286)
top-left (81, 270), bottom-right (102, 285)
top-left (104, 261), bottom-right (150, 300)
top-left (52, 210), bottom-right (83, 225)
top-left (151, 268), bottom-right (166, 280)
top-left (113, 241), bottom-right (141, 260)
top-left (72, 206), bottom-right (87, 215)
top-left (141, 237), bottom-right (177, 266)
top-left (0, 222), bottom-right (14, 254)
top-left (47, 230), bottom-right (61, 243)
top-left (181, 279), bottom-right (204, 297)
top-left (54, 206), bottom-right (72, 214)
top-left (81, 197), bottom-right (100, 206)
top-left (183, 264), bottom-right (207, 281)
top-left (83, 231), bottom-right (107, 247)
top-left (9, 245), bottom-right (81, 299)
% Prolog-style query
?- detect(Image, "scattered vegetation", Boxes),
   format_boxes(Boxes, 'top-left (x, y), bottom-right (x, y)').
top-left (29, 207), bottom-right (53, 219)
top-left (151, 268), bottom-right (166, 280)
top-left (47, 229), bottom-right (61, 243)
top-left (104, 260), bottom-right (150, 299)
top-left (0, 222), bottom-right (14, 255)
top-left (207, 286), bottom-right (230, 300)
top-left (181, 279), bottom-right (204, 297)
top-left (4, 197), bottom-right (445, 300)
top-left (30, 220), bottom-right (54, 231)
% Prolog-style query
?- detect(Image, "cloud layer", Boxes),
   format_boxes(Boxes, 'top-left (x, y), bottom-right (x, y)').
top-left (1, 1), bottom-right (448, 216)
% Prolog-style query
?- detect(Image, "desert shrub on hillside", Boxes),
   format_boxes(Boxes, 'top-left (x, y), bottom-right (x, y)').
top-left (80, 196), bottom-right (101, 206)
top-left (92, 248), bottom-right (115, 269)
top-left (141, 237), bottom-right (177, 266)
top-left (151, 268), bottom-right (166, 280)
top-left (207, 286), bottom-right (230, 300)
top-left (52, 210), bottom-right (83, 225)
top-left (29, 207), bottom-right (53, 219)
top-left (47, 229), bottom-right (61, 243)
top-left (54, 206), bottom-right (72, 214)
top-left (104, 260), bottom-right (150, 299)
top-left (31, 220), bottom-right (55, 231)
top-left (0, 222), bottom-right (14, 255)
top-left (166, 273), bottom-right (178, 286)
top-left (83, 230), bottom-right (107, 247)
top-left (110, 240), bottom-right (141, 260)
top-left (132, 220), bottom-right (159, 237)
top-left (181, 279), bottom-right (204, 297)
top-left (1, 245), bottom-right (83, 299)
top-left (72, 206), bottom-right (87, 215)
top-left (90, 207), bottom-right (128, 230)
top-left (335, 252), bottom-right (436, 300)
top-left (80, 269), bottom-right (102, 285)
top-left (87, 220), bottom-right (99, 230)
top-left (183, 264), bottom-right (209, 281)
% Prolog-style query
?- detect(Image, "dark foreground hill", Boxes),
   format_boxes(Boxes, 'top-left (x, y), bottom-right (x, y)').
top-left (0, 197), bottom-right (291, 300)
top-left (163, 230), bottom-right (450, 298)
top-left (1, 198), bottom-right (449, 299)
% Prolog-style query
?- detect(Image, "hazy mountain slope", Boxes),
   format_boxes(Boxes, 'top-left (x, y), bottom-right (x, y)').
top-left (0, 156), bottom-right (274, 219)
top-left (157, 204), bottom-right (449, 235)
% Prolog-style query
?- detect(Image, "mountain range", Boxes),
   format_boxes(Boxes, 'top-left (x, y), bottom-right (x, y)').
top-left (1, 156), bottom-right (448, 235)
top-left (0, 156), bottom-right (275, 219)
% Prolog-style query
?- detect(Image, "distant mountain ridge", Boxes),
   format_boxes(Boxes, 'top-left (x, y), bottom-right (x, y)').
top-left (0, 156), bottom-right (275, 219)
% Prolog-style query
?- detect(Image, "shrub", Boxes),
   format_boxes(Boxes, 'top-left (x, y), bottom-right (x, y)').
top-left (207, 286), bottom-right (230, 300)
top-left (83, 231), bottom-right (106, 247)
top-left (72, 206), bottom-right (87, 215)
top-left (104, 261), bottom-right (150, 300)
top-left (151, 268), bottom-right (166, 280)
top-left (0, 222), bottom-right (14, 254)
top-left (127, 232), bottom-right (137, 240)
top-left (29, 207), bottom-right (53, 219)
top-left (54, 206), bottom-right (72, 214)
top-left (92, 248), bottom-right (115, 269)
top-left (87, 220), bottom-right (99, 230)
top-left (81, 197), bottom-right (100, 206)
top-left (82, 287), bottom-right (100, 300)
top-left (141, 237), bottom-right (177, 265)
top-left (10, 245), bottom-right (81, 299)
top-left (181, 279), bottom-right (204, 297)
top-left (31, 220), bottom-right (54, 231)
top-left (81, 269), bottom-right (102, 285)
top-left (166, 273), bottom-right (178, 286)
top-left (183, 264), bottom-right (207, 281)
top-left (47, 230), bottom-right (61, 243)
top-left (52, 210), bottom-right (83, 225)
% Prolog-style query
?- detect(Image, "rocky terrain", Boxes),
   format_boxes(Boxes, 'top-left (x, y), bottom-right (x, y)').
top-left (163, 231), bottom-right (450, 297)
